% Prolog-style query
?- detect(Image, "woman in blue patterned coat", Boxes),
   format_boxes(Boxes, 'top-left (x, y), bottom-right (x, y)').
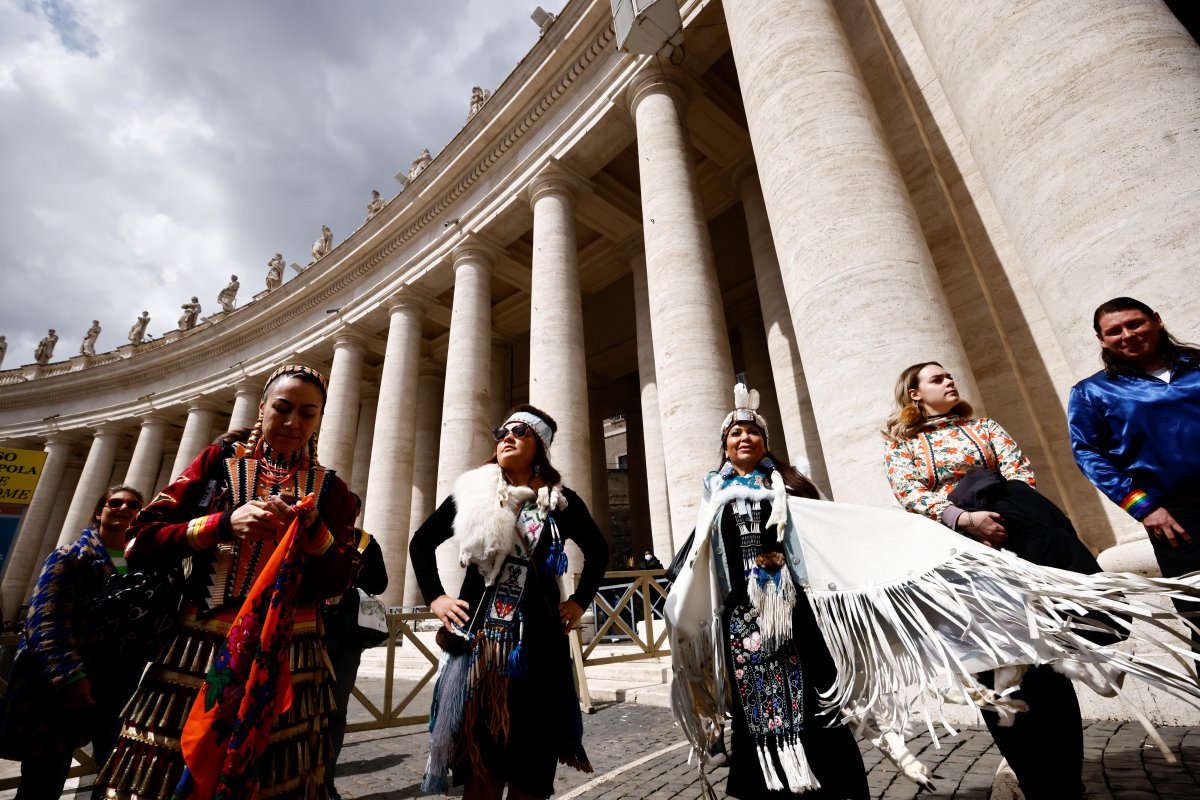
top-left (0, 484), bottom-right (144, 800)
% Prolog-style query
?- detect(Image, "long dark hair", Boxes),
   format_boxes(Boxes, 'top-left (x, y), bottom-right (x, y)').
top-left (716, 425), bottom-right (819, 499)
top-left (488, 403), bottom-right (563, 487)
top-left (1092, 297), bottom-right (1200, 376)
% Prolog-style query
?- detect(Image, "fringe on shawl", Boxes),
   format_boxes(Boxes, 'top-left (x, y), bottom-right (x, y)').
top-left (667, 610), bottom-right (725, 800)
top-left (809, 548), bottom-right (1200, 741)
top-left (421, 650), bottom-right (471, 793)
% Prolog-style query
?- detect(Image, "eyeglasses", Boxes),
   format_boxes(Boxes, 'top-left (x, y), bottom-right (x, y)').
top-left (491, 423), bottom-right (532, 442)
top-left (105, 498), bottom-right (142, 511)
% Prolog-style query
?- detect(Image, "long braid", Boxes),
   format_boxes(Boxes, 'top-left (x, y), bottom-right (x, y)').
top-left (308, 430), bottom-right (320, 467)
top-left (246, 417), bottom-right (264, 456)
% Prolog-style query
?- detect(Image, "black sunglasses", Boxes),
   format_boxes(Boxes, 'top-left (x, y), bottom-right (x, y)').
top-left (105, 497), bottom-right (142, 511)
top-left (491, 423), bottom-right (532, 442)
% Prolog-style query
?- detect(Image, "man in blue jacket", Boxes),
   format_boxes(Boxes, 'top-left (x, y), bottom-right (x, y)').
top-left (1068, 296), bottom-right (1200, 653)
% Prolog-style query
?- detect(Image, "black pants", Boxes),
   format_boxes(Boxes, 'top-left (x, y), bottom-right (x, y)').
top-left (324, 635), bottom-right (365, 790)
top-left (978, 665), bottom-right (1084, 800)
top-left (1149, 504), bottom-right (1200, 657)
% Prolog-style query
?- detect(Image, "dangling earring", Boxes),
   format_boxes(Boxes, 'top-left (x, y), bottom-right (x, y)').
top-left (534, 463), bottom-right (541, 477)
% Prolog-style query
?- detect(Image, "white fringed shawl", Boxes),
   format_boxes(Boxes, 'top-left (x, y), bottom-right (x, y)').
top-left (666, 495), bottom-right (1200, 783)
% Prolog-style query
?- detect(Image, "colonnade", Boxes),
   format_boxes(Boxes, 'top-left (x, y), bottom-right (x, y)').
top-left (3, 0), bottom-right (1198, 622)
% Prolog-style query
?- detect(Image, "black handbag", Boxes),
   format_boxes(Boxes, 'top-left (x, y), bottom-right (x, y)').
top-left (665, 528), bottom-right (696, 584)
top-left (90, 560), bottom-right (188, 664)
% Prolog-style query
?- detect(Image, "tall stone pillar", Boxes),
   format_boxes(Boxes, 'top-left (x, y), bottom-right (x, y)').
top-left (124, 413), bottom-right (171, 498)
top-left (587, 394), bottom-right (611, 540)
top-left (435, 244), bottom-right (494, 596)
top-left (156, 444), bottom-right (178, 490)
top-left (623, 407), bottom-right (655, 559)
top-left (228, 380), bottom-right (261, 432)
top-left (170, 401), bottom-right (218, 477)
top-left (527, 170), bottom-right (592, 503)
top-left (24, 459), bottom-right (83, 602)
top-left (363, 298), bottom-right (425, 609)
top-left (57, 425), bottom-right (124, 547)
top-left (724, 0), bottom-right (978, 505)
top-left (734, 310), bottom-right (785, 452)
top-left (902, 0), bottom-right (1200, 375)
top-left (407, 362), bottom-right (444, 607)
top-left (629, 248), bottom-right (674, 556)
top-left (735, 167), bottom-right (831, 494)
top-left (350, 387), bottom-right (378, 508)
top-left (320, 330), bottom-right (369, 480)
top-left (1, 434), bottom-right (74, 622)
top-left (628, 73), bottom-right (736, 535)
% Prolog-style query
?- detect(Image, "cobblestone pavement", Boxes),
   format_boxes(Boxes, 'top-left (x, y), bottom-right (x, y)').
top-left (335, 699), bottom-right (1200, 800)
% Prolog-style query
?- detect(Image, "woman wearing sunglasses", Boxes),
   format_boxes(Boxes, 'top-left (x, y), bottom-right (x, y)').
top-left (0, 485), bottom-right (144, 800)
top-left (411, 404), bottom-right (609, 800)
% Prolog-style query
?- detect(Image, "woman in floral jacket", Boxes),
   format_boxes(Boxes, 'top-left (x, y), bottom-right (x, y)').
top-left (882, 361), bottom-right (1089, 800)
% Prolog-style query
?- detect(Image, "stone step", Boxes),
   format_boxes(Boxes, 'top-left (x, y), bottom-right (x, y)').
top-left (585, 677), bottom-right (673, 708)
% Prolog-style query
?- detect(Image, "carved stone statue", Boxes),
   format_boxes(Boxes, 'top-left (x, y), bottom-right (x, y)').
top-left (266, 254), bottom-right (285, 291)
top-left (0, 335), bottom-right (7, 370)
top-left (217, 274), bottom-right (239, 312)
top-left (34, 329), bottom-right (58, 365)
top-left (79, 320), bottom-right (101, 357)
top-left (408, 148), bottom-right (432, 182)
top-left (366, 190), bottom-right (386, 220)
top-left (312, 225), bottom-right (333, 262)
top-left (129, 311), bottom-right (150, 344)
top-left (178, 297), bottom-right (202, 331)
top-left (467, 86), bottom-right (492, 120)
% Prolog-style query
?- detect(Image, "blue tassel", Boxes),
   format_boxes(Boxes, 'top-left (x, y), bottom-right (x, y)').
top-left (508, 640), bottom-right (527, 679)
top-left (544, 538), bottom-right (568, 577)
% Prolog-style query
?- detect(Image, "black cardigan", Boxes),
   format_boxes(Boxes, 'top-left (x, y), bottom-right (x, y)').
top-left (409, 486), bottom-right (609, 620)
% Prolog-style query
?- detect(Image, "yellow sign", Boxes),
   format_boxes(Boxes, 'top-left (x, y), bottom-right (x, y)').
top-left (0, 447), bottom-right (48, 505)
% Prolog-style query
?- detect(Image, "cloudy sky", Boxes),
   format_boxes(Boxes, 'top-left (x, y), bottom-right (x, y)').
top-left (0, 0), bottom-right (565, 367)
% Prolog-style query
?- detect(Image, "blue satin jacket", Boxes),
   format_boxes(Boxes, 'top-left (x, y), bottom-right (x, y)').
top-left (1067, 354), bottom-right (1200, 520)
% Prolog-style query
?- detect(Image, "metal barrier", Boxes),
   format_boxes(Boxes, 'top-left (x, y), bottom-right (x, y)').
top-left (584, 569), bottom-right (671, 665)
top-left (345, 609), bottom-right (439, 733)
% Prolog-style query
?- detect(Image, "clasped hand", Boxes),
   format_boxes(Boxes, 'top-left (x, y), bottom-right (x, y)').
top-left (229, 496), bottom-right (315, 542)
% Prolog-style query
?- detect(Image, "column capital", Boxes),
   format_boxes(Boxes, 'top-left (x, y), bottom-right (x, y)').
top-left (620, 236), bottom-right (646, 265)
top-left (624, 66), bottom-right (693, 119)
top-left (331, 326), bottom-right (371, 351)
top-left (139, 410), bottom-right (176, 427)
top-left (183, 397), bottom-right (221, 414)
top-left (525, 161), bottom-right (588, 208)
top-left (725, 153), bottom-right (759, 194)
top-left (450, 238), bottom-right (497, 272)
top-left (386, 291), bottom-right (431, 317)
top-left (92, 421), bottom-right (129, 438)
top-left (42, 430), bottom-right (81, 448)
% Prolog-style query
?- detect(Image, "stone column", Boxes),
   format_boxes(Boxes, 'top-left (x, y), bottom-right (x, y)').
top-left (623, 407), bottom-right (655, 559)
top-left (587, 396), bottom-right (611, 540)
top-left (735, 167), bottom-right (831, 494)
top-left (629, 248), bottom-right (674, 556)
top-left (57, 425), bottom-right (124, 548)
top-left (628, 73), bottom-right (737, 535)
top-left (407, 362), bottom-right (444, 607)
top-left (24, 459), bottom-right (83, 603)
top-left (124, 413), bottom-right (171, 498)
top-left (734, 311), bottom-right (786, 452)
top-left (320, 330), bottom-right (369, 480)
top-left (724, 0), bottom-right (978, 505)
top-left (1, 434), bottom-right (74, 622)
top-left (170, 401), bottom-right (218, 477)
top-left (902, 0), bottom-right (1200, 376)
top-left (527, 170), bottom-right (592, 503)
top-left (156, 444), bottom-right (179, 490)
top-left (363, 298), bottom-right (426, 609)
top-left (350, 387), bottom-right (379, 509)
top-left (435, 244), bottom-right (493, 596)
top-left (228, 380), bottom-right (261, 432)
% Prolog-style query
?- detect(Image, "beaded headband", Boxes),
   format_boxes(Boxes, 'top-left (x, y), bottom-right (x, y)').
top-left (263, 364), bottom-right (328, 401)
top-left (720, 382), bottom-right (770, 447)
top-left (504, 411), bottom-right (554, 452)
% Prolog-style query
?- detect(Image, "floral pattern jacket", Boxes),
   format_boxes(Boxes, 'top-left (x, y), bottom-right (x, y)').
top-left (884, 415), bottom-right (1035, 523)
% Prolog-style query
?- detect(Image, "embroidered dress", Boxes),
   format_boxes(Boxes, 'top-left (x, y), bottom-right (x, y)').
top-left (97, 441), bottom-right (357, 800)
top-left (884, 415), bottom-right (1034, 522)
top-left (712, 473), bottom-right (868, 800)
top-left (411, 464), bottom-right (608, 798)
